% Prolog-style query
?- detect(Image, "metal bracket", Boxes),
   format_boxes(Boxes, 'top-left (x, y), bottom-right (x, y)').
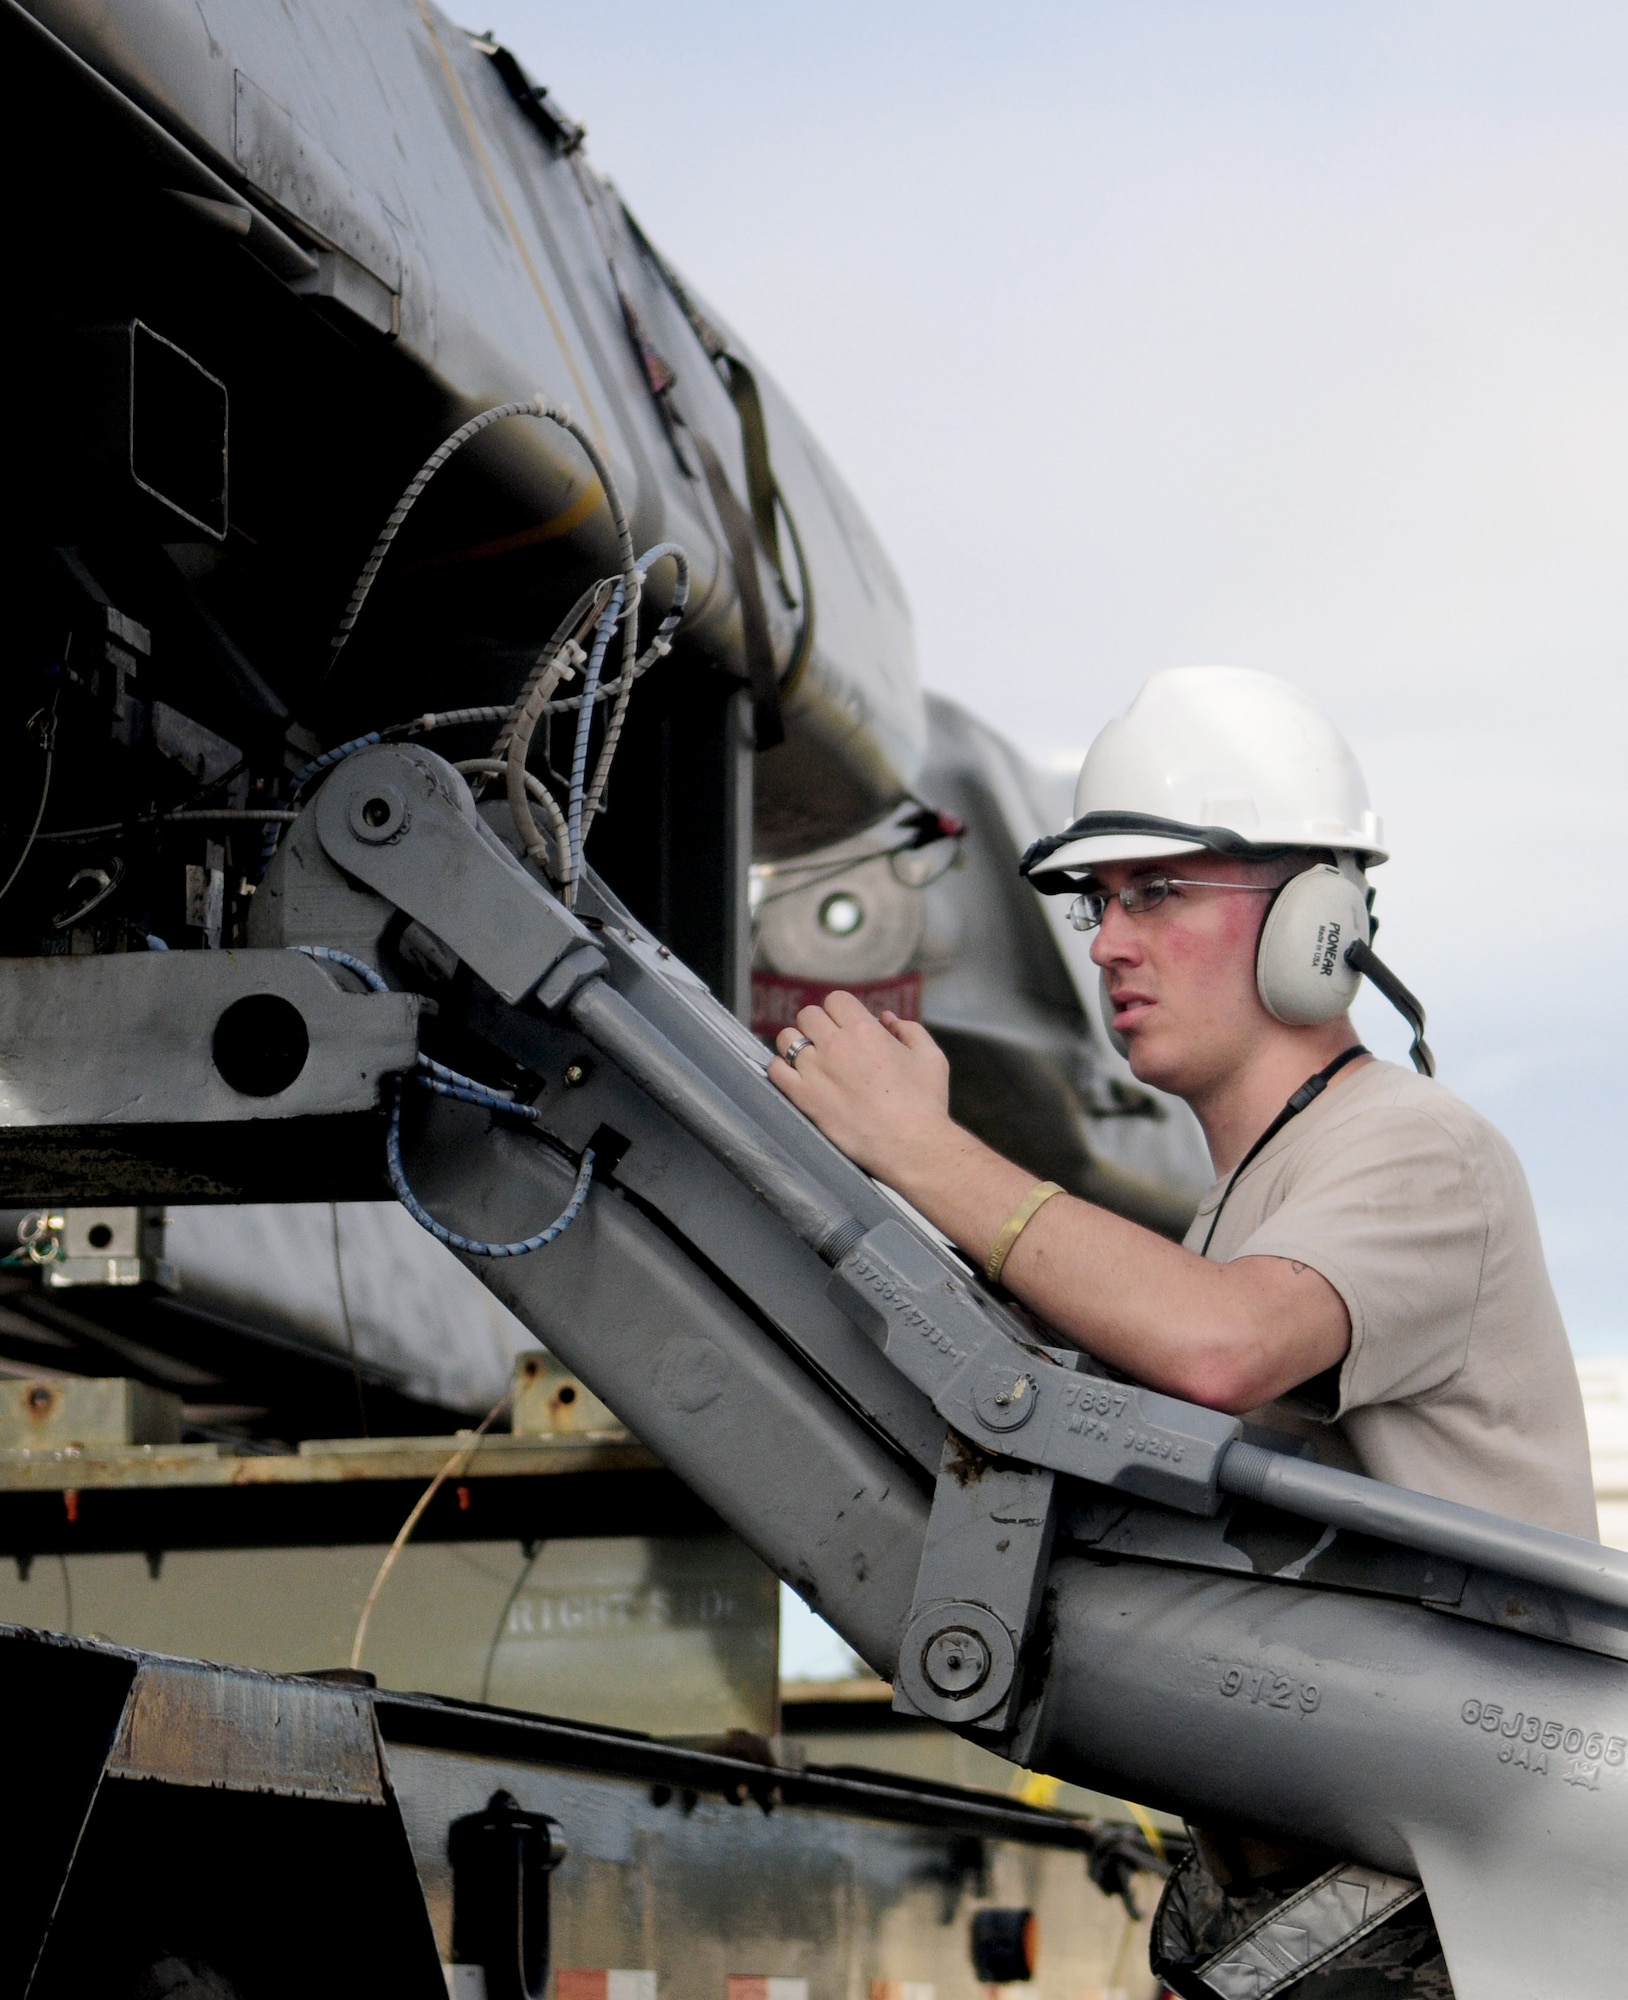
top-left (829, 1218), bottom-right (1240, 1513)
top-left (0, 949), bottom-right (418, 1126)
top-left (313, 745), bottom-right (603, 1006)
top-left (892, 1438), bottom-right (1057, 1740)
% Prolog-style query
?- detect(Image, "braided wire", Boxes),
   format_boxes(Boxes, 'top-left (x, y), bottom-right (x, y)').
top-left (387, 1081), bottom-right (593, 1257)
top-left (325, 401), bottom-right (543, 681)
top-left (403, 706), bottom-right (512, 735)
top-left (414, 1053), bottom-right (541, 1123)
top-left (264, 404), bottom-right (675, 904)
top-left (289, 944), bottom-right (391, 993)
top-left (582, 543), bottom-right (689, 831)
top-left (567, 582), bottom-right (625, 902)
top-left (292, 941), bottom-right (589, 1258)
top-left (490, 579), bottom-right (615, 761)
top-left (456, 758), bottom-right (571, 881)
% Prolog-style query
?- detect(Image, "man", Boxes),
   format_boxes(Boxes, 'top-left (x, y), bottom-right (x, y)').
top-left (770, 665), bottom-right (1595, 1540)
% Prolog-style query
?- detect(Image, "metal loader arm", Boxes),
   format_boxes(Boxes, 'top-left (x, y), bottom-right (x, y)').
top-left (6, 739), bottom-right (1625, 1994)
top-left (262, 745), bottom-right (1628, 1995)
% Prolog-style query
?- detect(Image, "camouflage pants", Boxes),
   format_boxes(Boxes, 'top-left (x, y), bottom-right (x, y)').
top-left (1150, 1846), bottom-right (1454, 1998)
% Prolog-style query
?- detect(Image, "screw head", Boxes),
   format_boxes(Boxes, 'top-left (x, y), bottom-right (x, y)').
top-left (922, 1626), bottom-right (991, 1697)
top-left (973, 1366), bottom-right (1038, 1432)
top-left (563, 1062), bottom-right (588, 1088)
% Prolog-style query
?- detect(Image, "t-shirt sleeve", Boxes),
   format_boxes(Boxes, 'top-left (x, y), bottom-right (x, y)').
top-left (1226, 1107), bottom-right (1488, 1414)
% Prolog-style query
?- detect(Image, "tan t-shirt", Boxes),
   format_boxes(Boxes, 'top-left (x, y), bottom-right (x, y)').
top-left (1184, 1059), bottom-right (1597, 1538)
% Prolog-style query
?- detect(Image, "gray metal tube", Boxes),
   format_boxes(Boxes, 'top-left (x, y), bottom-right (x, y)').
top-left (408, 1103), bottom-right (929, 1675)
top-left (1031, 1553), bottom-right (1628, 1998)
top-left (1222, 1439), bottom-right (1628, 1612)
top-left (569, 979), bottom-right (863, 1261)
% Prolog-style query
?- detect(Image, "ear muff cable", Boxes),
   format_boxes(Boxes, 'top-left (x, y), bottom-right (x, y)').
top-left (1345, 939), bottom-right (1434, 1077)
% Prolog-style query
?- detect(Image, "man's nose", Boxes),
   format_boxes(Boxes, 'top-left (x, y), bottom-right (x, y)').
top-left (1090, 899), bottom-right (1142, 968)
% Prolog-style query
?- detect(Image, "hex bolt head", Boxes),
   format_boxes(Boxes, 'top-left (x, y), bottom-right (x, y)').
top-left (922, 1626), bottom-right (992, 1697)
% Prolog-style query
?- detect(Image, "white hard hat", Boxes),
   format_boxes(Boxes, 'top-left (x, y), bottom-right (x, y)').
top-left (1021, 666), bottom-right (1386, 892)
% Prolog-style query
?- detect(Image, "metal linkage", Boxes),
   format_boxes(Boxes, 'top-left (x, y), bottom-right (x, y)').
top-left (282, 742), bottom-right (1628, 1642)
top-left (1220, 1442), bottom-right (1628, 1612)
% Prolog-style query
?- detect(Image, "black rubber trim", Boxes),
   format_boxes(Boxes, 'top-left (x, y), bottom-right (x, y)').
top-left (1019, 813), bottom-right (1296, 887)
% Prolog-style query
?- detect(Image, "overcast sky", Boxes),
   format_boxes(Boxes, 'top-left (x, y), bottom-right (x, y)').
top-left (478, 1), bottom-right (1628, 1353)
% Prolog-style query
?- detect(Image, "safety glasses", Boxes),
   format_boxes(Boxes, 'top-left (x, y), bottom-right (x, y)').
top-left (1067, 875), bottom-right (1271, 932)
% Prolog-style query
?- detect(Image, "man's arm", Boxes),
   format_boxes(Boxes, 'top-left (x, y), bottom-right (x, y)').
top-left (771, 992), bottom-right (1349, 1414)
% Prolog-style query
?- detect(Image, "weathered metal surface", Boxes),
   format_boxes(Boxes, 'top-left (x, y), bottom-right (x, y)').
top-left (0, 1625), bottom-right (1173, 2000)
top-left (0, 950), bottom-right (418, 1124)
top-left (1031, 1555), bottom-right (1628, 1997)
top-left (15, 0), bottom-right (925, 854)
top-left (105, 1651), bottom-right (384, 1801)
top-left (0, 1429), bottom-right (650, 1492)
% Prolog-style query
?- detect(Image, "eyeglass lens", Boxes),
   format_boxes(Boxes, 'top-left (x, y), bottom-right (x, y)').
top-left (1067, 877), bottom-right (1174, 931)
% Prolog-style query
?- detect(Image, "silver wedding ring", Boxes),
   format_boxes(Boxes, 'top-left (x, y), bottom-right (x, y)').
top-left (781, 1034), bottom-right (813, 1065)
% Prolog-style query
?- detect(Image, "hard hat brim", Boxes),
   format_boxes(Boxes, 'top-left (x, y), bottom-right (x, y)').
top-left (1031, 831), bottom-right (1206, 883)
top-left (1020, 809), bottom-right (1388, 893)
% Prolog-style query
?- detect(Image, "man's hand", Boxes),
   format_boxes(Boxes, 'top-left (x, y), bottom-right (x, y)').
top-left (769, 991), bottom-right (954, 1181)
top-left (766, 990), bottom-right (1351, 1418)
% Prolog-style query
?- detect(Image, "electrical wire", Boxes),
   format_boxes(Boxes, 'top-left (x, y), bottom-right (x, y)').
top-left (580, 542), bottom-right (688, 829)
top-left (456, 758), bottom-right (571, 882)
top-left (566, 581), bottom-right (624, 903)
top-left (493, 544), bottom-right (688, 896)
top-left (349, 1380), bottom-right (514, 1672)
top-left (289, 944), bottom-right (390, 993)
top-left (41, 809), bottom-right (299, 845)
top-left (480, 1538), bottom-right (544, 1704)
top-left (291, 945), bottom-right (594, 1261)
top-left (0, 697), bottom-right (58, 907)
top-left (386, 1079), bottom-right (593, 1257)
top-left (260, 395), bottom-right (655, 884)
top-left (489, 579), bottom-right (615, 760)
top-left (323, 397), bottom-right (637, 686)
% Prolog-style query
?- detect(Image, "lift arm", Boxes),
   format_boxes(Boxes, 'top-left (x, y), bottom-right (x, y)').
top-left (6, 740), bottom-right (1628, 1996)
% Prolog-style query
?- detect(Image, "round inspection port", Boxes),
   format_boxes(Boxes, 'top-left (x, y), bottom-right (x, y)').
top-left (212, 993), bottom-right (311, 1097)
top-left (87, 1223), bottom-right (113, 1250)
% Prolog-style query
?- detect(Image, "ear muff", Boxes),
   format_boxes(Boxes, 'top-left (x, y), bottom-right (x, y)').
top-left (1256, 864), bottom-right (1370, 1025)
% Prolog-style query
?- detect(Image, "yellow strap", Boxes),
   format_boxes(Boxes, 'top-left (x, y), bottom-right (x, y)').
top-left (984, 1181), bottom-right (1064, 1285)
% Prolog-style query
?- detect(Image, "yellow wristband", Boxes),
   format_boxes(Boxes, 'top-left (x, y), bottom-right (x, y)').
top-left (984, 1181), bottom-right (1064, 1285)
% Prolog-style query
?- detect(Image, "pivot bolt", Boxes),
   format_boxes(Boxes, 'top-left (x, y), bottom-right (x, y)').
top-left (922, 1626), bottom-right (991, 1697)
top-left (973, 1366), bottom-right (1038, 1431)
top-left (348, 783), bottom-right (408, 845)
